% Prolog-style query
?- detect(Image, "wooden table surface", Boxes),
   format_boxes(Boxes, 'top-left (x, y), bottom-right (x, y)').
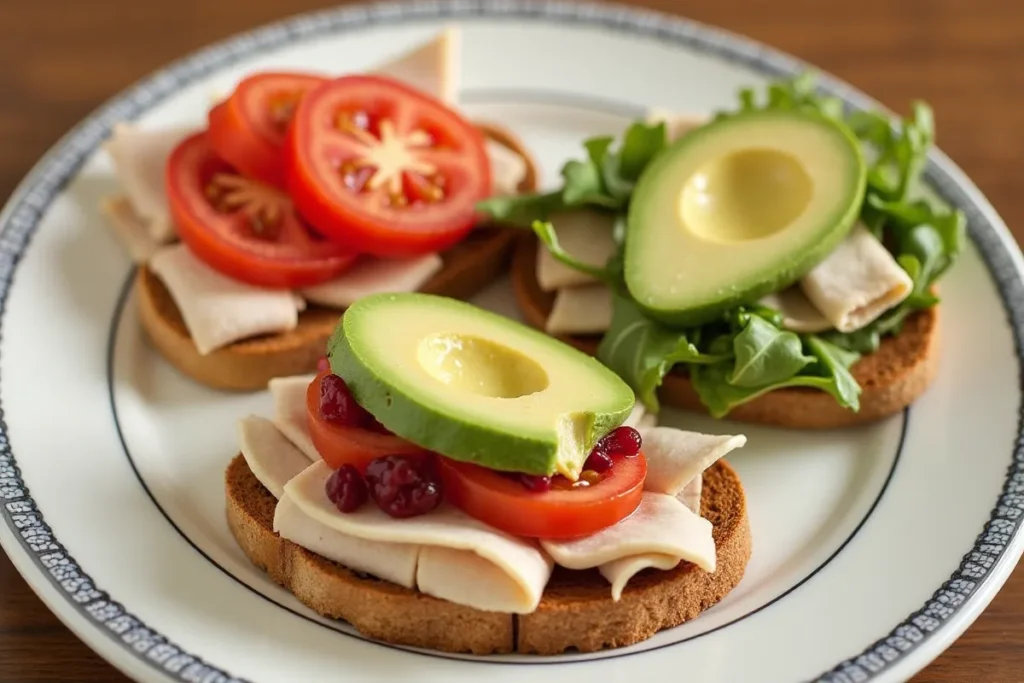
top-left (1, 0), bottom-right (1023, 680)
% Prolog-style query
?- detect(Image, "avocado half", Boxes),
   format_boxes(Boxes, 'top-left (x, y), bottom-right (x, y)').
top-left (328, 292), bottom-right (634, 479)
top-left (625, 109), bottom-right (867, 327)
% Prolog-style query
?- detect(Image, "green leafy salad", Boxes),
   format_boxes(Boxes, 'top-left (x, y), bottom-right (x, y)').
top-left (478, 74), bottom-right (965, 418)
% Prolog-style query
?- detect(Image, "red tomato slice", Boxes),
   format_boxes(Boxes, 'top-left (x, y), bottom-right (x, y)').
top-left (208, 72), bottom-right (328, 188)
top-left (284, 75), bottom-right (492, 258)
top-left (438, 454), bottom-right (647, 539)
top-left (305, 371), bottom-right (428, 472)
top-left (166, 132), bottom-right (358, 289)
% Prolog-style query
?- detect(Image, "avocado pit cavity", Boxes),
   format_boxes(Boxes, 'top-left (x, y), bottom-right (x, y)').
top-left (417, 333), bottom-right (550, 399)
top-left (680, 147), bottom-right (813, 244)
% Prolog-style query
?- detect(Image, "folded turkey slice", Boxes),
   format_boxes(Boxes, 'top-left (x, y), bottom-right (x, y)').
top-left (100, 196), bottom-right (166, 263)
top-left (800, 223), bottom-right (913, 333)
top-left (372, 26), bottom-right (459, 106)
top-left (546, 284), bottom-right (613, 335)
top-left (275, 494), bottom-right (421, 589)
top-left (237, 414), bottom-right (421, 588)
top-left (149, 244), bottom-right (302, 354)
top-left (285, 460), bottom-right (553, 614)
top-left (541, 492), bottom-right (715, 572)
top-left (536, 209), bottom-right (618, 291)
top-left (589, 426), bottom-right (746, 600)
top-left (298, 254), bottom-right (443, 309)
top-left (267, 375), bottom-right (319, 461)
top-left (758, 287), bottom-right (833, 333)
top-left (238, 416), bottom-right (314, 498)
top-left (103, 123), bottom-right (191, 243)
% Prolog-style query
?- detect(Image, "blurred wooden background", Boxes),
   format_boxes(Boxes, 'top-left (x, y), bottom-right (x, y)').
top-left (1, 0), bottom-right (1022, 681)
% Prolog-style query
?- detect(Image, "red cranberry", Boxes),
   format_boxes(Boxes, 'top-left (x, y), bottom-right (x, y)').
top-left (319, 374), bottom-right (371, 427)
top-left (364, 455), bottom-right (442, 518)
top-left (324, 464), bottom-right (368, 513)
top-left (584, 450), bottom-right (613, 473)
top-left (316, 357), bottom-right (330, 372)
top-left (520, 474), bottom-right (552, 492)
top-left (596, 426), bottom-right (642, 458)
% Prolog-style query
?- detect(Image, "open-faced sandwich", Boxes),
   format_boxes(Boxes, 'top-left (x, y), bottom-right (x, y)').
top-left (101, 28), bottom-right (538, 390)
top-left (227, 292), bottom-right (751, 654)
top-left (488, 75), bottom-right (965, 428)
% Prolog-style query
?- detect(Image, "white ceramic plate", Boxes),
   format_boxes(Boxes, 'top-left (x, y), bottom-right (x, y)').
top-left (2, 2), bottom-right (1022, 682)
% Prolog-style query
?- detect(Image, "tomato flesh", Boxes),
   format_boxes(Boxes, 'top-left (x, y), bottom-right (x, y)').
top-left (305, 372), bottom-right (427, 472)
top-left (208, 72), bottom-right (327, 188)
top-left (438, 454), bottom-right (646, 539)
top-left (285, 75), bottom-right (492, 258)
top-left (166, 132), bottom-right (357, 288)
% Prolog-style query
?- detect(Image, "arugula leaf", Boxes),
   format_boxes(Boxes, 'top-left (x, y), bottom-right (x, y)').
top-left (821, 326), bottom-right (881, 355)
top-left (597, 295), bottom-right (729, 411)
top-left (531, 220), bottom-right (619, 286)
top-left (728, 315), bottom-right (815, 387)
top-left (619, 121), bottom-right (667, 180)
top-left (476, 191), bottom-right (564, 228)
top-left (561, 160), bottom-right (620, 208)
top-left (691, 334), bottom-right (861, 418)
top-left (804, 336), bottom-right (861, 410)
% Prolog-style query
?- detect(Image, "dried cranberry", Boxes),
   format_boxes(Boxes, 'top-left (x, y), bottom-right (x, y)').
top-left (596, 426), bottom-right (642, 458)
top-left (324, 464), bottom-right (368, 513)
top-left (584, 449), bottom-right (613, 473)
top-left (316, 357), bottom-right (330, 372)
top-left (365, 455), bottom-right (442, 518)
top-left (519, 474), bottom-right (552, 492)
top-left (319, 374), bottom-right (371, 427)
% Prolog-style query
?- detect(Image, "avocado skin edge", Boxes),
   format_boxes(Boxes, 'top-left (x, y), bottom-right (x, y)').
top-left (325, 300), bottom-right (632, 478)
top-left (625, 110), bottom-right (868, 329)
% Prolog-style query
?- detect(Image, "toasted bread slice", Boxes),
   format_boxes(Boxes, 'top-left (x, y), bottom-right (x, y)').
top-left (225, 454), bottom-right (751, 655)
top-left (511, 236), bottom-right (940, 429)
top-left (137, 122), bottom-right (539, 391)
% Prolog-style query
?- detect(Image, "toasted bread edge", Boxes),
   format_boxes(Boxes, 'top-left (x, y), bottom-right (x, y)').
top-left (225, 454), bottom-right (751, 655)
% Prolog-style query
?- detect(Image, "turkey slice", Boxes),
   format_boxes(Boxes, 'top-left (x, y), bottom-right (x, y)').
top-left (758, 287), bottom-right (833, 333)
top-left (149, 244), bottom-right (301, 354)
top-left (638, 427), bottom-right (746, 497)
top-left (536, 209), bottom-right (617, 291)
top-left (100, 195), bottom-right (166, 263)
top-left (103, 123), bottom-right (190, 243)
top-left (238, 416), bottom-right (318, 499)
top-left (299, 254), bottom-right (443, 309)
top-left (285, 461), bottom-right (552, 613)
top-left (275, 493), bottom-right (420, 589)
top-left (599, 553), bottom-right (681, 601)
top-left (545, 284), bottom-right (613, 335)
top-left (267, 374), bottom-right (319, 462)
top-left (541, 493), bottom-right (715, 572)
top-left (486, 138), bottom-right (529, 196)
top-left (800, 223), bottom-right (913, 333)
top-left (372, 27), bottom-right (459, 105)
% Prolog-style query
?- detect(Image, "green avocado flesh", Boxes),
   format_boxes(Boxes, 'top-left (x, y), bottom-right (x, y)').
top-left (327, 292), bottom-right (634, 479)
top-left (625, 109), bottom-right (867, 327)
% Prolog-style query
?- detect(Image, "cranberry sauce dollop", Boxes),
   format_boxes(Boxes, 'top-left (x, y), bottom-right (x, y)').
top-left (365, 455), bottom-right (443, 518)
top-left (325, 464), bottom-right (369, 512)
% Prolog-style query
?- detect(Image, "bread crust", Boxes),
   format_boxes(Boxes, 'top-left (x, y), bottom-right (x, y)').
top-left (137, 122), bottom-right (540, 391)
top-left (225, 454), bottom-right (751, 655)
top-left (511, 235), bottom-right (940, 429)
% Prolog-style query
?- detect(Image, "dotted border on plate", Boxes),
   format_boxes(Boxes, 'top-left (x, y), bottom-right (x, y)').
top-left (0, 2), bottom-right (1022, 682)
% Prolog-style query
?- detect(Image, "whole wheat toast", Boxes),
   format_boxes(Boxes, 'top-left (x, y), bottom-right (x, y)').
top-left (137, 122), bottom-right (539, 391)
top-left (225, 454), bottom-right (751, 655)
top-left (510, 235), bottom-right (940, 429)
